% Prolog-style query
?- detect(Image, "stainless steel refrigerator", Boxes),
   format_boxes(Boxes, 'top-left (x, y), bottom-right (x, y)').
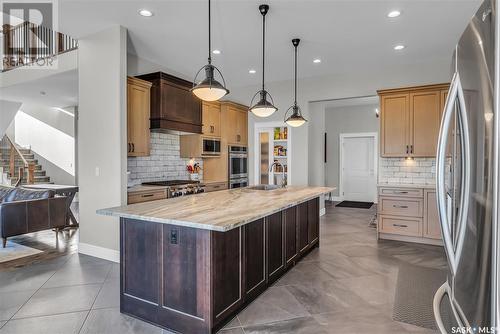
top-left (433, 0), bottom-right (499, 332)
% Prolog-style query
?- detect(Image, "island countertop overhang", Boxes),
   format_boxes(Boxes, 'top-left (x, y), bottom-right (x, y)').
top-left (97, 186), bottom-right (334, 232)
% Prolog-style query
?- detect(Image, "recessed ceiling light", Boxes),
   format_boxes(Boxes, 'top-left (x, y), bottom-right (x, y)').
top-left (394, 45), bottom-right (405, 51)
top-left (387, 10), bottom-right (401, 18)
top-left (138, 9), bottom-right (153, 17)
top-left (249, 69), bottom-right (256, 74)
top-left (313, 59), bottom-right (321, 64)
top-left (212, 49), bottom-right (221, 55)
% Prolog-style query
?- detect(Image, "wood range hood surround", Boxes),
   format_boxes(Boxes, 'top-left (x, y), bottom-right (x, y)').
top-left (136, 71), bottom-right (203, 134)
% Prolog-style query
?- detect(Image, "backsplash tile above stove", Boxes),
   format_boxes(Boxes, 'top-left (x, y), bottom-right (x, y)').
top-left (128, 132), bottom-right (203, 185)
top-left (378, 157), bottom-right (436, 185)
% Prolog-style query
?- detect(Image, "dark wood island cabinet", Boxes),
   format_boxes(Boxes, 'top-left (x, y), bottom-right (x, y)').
top-left (118, 197), bottom-right (320, 333)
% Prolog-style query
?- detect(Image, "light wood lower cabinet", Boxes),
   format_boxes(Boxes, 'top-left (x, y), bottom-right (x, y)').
top-left (204, 181), bottom-right (228, 193)
top-left (128, 188), bottom-right (167, 204)
top-left (378, 186), bottom-right (441, 245)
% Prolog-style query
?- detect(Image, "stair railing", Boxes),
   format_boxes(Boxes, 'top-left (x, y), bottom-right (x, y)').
top-left (1, 135), bottom-right (35, 186)
top-left (2, 21), bottom-right (78, 71)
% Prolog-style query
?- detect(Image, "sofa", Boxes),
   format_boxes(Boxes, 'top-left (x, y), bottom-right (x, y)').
top-left (0, 186), bottom-right (68, 247)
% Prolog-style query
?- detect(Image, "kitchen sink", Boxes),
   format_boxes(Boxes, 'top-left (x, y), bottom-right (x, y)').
top-left (247, 184), bottom-right (281, 191)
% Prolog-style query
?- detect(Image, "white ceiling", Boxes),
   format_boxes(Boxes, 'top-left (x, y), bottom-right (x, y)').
top-left (0, 70), bottom-right (78, 108)
top-left (59, 0), bottom-right (482, 88)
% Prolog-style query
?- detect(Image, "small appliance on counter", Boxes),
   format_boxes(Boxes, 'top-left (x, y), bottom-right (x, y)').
top-left (228, 146), bottom-right (248, 188)
top-left (142, 180), bottom-right (205, 198)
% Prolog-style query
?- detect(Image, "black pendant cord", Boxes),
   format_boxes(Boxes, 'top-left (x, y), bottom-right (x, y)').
top-left (208, 0), bottom-right (212, 65)
top-left (294, 43), bottom-right (297, 106)
top-left (261, 10), bottom-right (265, 91)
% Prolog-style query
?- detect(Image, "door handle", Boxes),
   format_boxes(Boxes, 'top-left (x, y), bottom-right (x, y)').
top-left (436, 71), bottom-right (471, 275)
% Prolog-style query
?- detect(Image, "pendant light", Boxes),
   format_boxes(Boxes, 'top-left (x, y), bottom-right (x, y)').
top-left (284, 38), bottom-right (307, 127)
top-left (249, 4), bottom-right (277, 117)
top-left (192, 0), bottom-right (229, 101)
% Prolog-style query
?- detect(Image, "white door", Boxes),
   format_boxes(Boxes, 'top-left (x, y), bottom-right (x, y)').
top-left (341, 135), bottom-right (377, 202)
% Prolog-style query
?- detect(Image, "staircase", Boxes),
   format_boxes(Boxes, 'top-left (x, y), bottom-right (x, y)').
top-left (0, 138), bottom-right (51, 186)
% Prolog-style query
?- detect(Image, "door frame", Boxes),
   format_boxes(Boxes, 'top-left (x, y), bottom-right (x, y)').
top-left (253, 121), bottom-right (292, 186)
top-left (339, 132), bottom-right (378, 203)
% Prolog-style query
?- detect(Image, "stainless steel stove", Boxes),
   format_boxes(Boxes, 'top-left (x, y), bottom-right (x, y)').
top-left (142, 180), bottom-right (205, 198)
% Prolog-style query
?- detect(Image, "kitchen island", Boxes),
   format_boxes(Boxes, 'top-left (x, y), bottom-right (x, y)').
top-left (98, 186), bottom-right (333, 334)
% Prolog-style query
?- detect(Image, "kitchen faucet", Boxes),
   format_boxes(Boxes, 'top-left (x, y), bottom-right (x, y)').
top-left (269, 161), bottom-right (287, 188)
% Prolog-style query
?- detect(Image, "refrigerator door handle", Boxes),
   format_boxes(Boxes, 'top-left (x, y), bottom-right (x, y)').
top-left (436, 71), bottom-right (471, 275)
top-left (433, 282), bottom-right (449, 334)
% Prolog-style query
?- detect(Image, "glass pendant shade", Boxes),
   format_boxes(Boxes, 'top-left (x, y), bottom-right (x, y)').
top-left (285, 105), bottom-right (307, 127)
top-left (250, 90), bottom-right (277, 117)
top-left (192, 64), bottom-right (229, 101)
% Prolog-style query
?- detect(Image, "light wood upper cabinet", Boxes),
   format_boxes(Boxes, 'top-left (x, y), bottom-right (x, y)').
top-left (223, 103), bottom-right (248, 146)
top-left (380, 93), bottom-right (409, 157)
top-left (378, 83), bottom-right (449, 158)
top-left (127, 77), bottom-right (152, 157)
top-left (202, 102), bottom-right (221, 137)
top-left (410, 90), bottom-right (441, 157)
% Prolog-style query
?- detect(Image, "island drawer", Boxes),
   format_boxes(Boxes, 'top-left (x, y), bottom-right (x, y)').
top-left (379, 215), bottom-right (422, 237)
top-left (128, 189), bottom-right (167, 204)
top-left (378, 187), bottom-right (423, 198)
top-left (378, 197), bottom-right (423, 218)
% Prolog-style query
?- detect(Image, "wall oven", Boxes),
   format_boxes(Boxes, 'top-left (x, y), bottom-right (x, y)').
top-left (229, 146), bottom-right (248, 188)
top-left (202, 137), bottom-right (221, 156)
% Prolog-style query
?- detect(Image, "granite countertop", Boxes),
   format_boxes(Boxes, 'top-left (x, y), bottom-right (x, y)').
top-left (127, 185), bottom-right (169, 194)
top-left (98, 186), bottom-right (334, 232)
top-left (377, 183), bottom-right (436, 189)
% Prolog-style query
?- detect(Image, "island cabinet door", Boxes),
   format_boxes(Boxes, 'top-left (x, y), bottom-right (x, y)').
top-left (297, 202), bottom-right (309, 254)
top-left (243, 218), bottom-right (267, 301)
top-left (212, 228), bottom-right (243, 326)
top-left (284, 206), bottom-right (299, 266)
top-left (307, 197), bottom-right (320, 245)
top-left (266, 212), bottom-right (285, 284)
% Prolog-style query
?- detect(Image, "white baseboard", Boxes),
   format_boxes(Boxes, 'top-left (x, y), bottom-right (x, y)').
top-left (326, 196), bottom-right (342, 202)
top-left (78, 242), bottom-right (120, 263)
top-left (320, 208), bottom-right (326, 216)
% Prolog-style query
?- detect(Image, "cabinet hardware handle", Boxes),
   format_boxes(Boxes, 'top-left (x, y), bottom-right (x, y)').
top-left (410, 145), bottom-right (414, 154)
top-left (128, 143), bottom-right (131, 153)
top-left (141, 194), bottom-right (154, 198)
top-left (394, 191), bottom-right (408, 194)
top-left (393, 205), bottom-right (408, 208)
top-left (406, 145), bottom-right (409, 154)
top-left (211, 125), bottom-right (214, 133)
top-left (132, 143), bottom-right (135, 152)
top-left (393, 224), bottom-right (408, 228)
top-left (237, 134), bottom-right (241, 142)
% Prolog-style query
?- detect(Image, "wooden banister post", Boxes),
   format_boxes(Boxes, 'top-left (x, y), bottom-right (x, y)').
top-left (9, 143), bottom-right (15, 177)
top-left (28, 163), bottom-right (35, 184)
top-left (2, 24), bottom-right (13, 70)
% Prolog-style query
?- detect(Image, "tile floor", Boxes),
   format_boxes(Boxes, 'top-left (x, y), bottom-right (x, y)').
top-left (0, 202), bottom-right (445, 333)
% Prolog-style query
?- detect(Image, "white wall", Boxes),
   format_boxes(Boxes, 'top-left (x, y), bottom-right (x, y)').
top-left (324, 103), bottom-right (379, 196)
top-left (0, 99), bottom-right (21, 138)
top-left (13, 104), bottom-right (76, 185)
top-left (78, 26), bottom-right (127, 262)
top-left (227, 58), bottom-right (453, 188)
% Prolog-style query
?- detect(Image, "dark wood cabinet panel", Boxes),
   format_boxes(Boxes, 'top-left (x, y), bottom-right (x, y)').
top-left (284, 206), bottom-right (298, 265)
top-left (212, 228), bottom-right (242, 323)
top-left (298, 202), bottom-right (309, 253)
top-left (162, 225), bottom-right (210, 319)
top-left (267, 212), bottom-right (284, 283)
top-left (122, 219), bottom-right (159, 304)
top-left (136, 72), bottom-right (202, 134)
top-left (308, 198), bottom-right (319, 245)
top-left (244, 218), bottom-right (266, 299)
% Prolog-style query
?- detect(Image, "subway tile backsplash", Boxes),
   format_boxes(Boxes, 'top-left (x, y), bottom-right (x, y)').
top-left (127, 132), bottom-right (203, 185)
top-left (378, 157), bottom-right (436, 185)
